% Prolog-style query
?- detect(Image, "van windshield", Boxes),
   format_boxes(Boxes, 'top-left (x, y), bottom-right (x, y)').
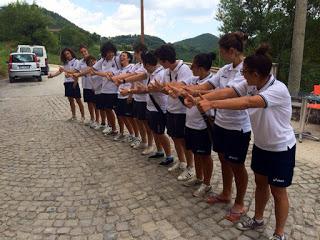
top-left (33, 48), bottom-right (43, 57)
top-left (20, 47), bottom-right (31, 53)
top-left (12, 54), bottom-right (34, 63)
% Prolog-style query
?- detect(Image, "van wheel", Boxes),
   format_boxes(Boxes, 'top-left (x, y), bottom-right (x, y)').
top-left (9, 77), bottom-right (14, 83)
top-left (38, 76), bottom-right (42, 82)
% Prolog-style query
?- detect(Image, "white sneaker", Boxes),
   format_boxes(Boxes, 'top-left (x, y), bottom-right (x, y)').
top-left (141, 146), bottom-right (154, 155)
top-left (93, 123), bottom-right (102, 130)
top-left (193, 183), bottom-right (212, 197)
top-left (67, 116), bottom-right (77, 122)
top-left (177, 167), bottom-right (195, 181)
top-left (102, 125), bottom-right (112, 134)
top-left (168, 162), bottom-right (187, 172)
top-left (79, 117), bottom-right (85, 124)
top-left (89, 121), bottom-right (97, 128)
top-left (124, 135), bottom-right (135, 143)
top-left (133, 141), bottom-right (148, 150)
top-left (131, 138), bottom-right (141, 147)
top-left (113, 134), bottom-right (126, 141)
top-left (183, 177), bottom-right (203, 187)
top-left (85, 120), bottom-right (93, 126)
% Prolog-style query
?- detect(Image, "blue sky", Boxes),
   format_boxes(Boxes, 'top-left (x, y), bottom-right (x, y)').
top-left (0, 0), bottom-right (221, 42)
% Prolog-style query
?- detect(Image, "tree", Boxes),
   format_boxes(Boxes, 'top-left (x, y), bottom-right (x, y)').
top-left (216, 0), bottom-right (320, 92)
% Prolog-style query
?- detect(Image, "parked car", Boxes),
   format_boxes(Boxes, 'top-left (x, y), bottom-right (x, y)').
top-left (7, 52), bottom-right (42, 83)
top-left (17, 45), bottom-right (49, 75)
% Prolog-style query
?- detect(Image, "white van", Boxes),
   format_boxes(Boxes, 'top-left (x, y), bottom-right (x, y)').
top-left (17, 45), bottom-right (49, 75)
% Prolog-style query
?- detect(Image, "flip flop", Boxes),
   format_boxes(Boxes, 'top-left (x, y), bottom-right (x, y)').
top-left (224, 208), bottom-right (246, 222)
top-left (206, 195), bottom-right (231, 205)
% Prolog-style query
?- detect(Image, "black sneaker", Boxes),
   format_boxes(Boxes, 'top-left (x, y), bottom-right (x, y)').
top-left (159, 156), bottom-right (174, 166)
top-left (148, 152), bottom-right (165, 159)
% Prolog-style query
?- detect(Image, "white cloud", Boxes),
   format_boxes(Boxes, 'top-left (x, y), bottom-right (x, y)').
top-left (0, 0), bottom-right (221, 41)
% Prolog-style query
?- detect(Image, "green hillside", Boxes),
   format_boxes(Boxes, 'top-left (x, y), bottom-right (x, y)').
top-left (0, 1), bottom-right (219, 76)
top-left (174, 33), bottom-right (219, 53)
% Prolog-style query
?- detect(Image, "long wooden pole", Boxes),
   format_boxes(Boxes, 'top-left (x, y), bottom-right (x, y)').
top-left (140, 0), bottom-right (145, 44)
top-left (288, 0), bottom-right (308, 95)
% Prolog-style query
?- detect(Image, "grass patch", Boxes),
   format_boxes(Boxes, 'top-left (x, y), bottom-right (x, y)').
top-left (0, 42), bottom-right (15, 78)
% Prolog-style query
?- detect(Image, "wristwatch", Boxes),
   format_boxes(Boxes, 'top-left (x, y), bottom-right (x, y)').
top-left (122, 79), bottom-right (126, 84)
top-left (128, 89), bottom-right (132, 93)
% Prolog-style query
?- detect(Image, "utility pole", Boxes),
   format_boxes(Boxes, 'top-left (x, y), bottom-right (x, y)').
top-left (288, 0), bottom-right (308, 95)
top-left (140, 0), bottom-right (145, 44)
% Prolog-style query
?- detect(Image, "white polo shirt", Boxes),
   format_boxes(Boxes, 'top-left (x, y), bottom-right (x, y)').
top-left (146, 66), bottom-right (169, 113)
top-left (75, 59), bottom-right (92, 89)
top-left (165, 60), bottom-right (193, 114)
top-left (184, 73), bottom-right (216, 130)
top-left (93, 56), bottom-right (120, 94)
top-left (115, 64), bottom-right (134, 99)
top-left (208, 62), bottom-right (251, 133)
top-left (64, 58), bottom-right (79, 83)
top-left (91, 75), bottom-right (103, 95)
top-left (233, 74), bottom-right (296, 152)
top-left (132, 62), bottom-right (148, 102)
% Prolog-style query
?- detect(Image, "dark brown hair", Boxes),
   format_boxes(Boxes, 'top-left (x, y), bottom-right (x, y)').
top-left (244, 43), bottom-right (272, 77)
top-left (60, 48), bottom-right (76, 64)
top-left (85, 55), bottom-right (97, 67)
top-left (218, 31), bottom-right (248, 52)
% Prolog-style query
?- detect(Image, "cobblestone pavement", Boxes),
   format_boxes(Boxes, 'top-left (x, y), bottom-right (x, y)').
top-left (0, 73), bottom-right (319, 240)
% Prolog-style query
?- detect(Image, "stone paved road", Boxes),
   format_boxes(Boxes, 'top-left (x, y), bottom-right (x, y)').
top-left (0, 70), bottom-right (319, 240)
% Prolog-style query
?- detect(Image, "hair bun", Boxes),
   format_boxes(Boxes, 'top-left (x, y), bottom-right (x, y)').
top-left (234, 31), bottom-right (248, 42)
top-left (255, 43), bottom-right (271, 56)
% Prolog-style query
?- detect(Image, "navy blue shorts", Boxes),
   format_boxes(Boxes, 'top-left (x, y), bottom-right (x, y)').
top-left (115, 98), bottom-right (133, 117)
top-left (83, 89), bottom-right (95, 103)
top-left (166, 112), bottom-right (186, 138)
top-left (132, 101), bottom-right (147, 120)
top-left (211, 123), bottom-right (251, 164)
top-left (251, 144), bottom-right (296, 187)
top-left (185, 127), bottom-right (212, 155)
top-left (64, 82), bottom-right (81, 98)
top-left (97, 93), bottom-right (117, 110)
top-left (146, 110), bottom-right (166, 134)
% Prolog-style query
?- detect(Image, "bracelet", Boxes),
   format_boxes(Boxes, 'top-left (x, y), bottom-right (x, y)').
top-left (128, 89), bottom-right (132, 93)
top-left (123, 79), bottom-right (126, 84)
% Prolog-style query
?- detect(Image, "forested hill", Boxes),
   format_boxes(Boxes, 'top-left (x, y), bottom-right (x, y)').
top-left (0, 1), bottom-right (219, 76)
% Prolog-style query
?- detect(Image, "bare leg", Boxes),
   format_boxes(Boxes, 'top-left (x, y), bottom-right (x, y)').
top-left (123, 117), bottom-right (134, 135)
top-left (67, 97), bottom-right (76, 117)
top-left (230, 162), bottom-right (248, 211)
top-left (218, 153), bottom-right (233, 200)
top-left (75, 98), bottom-right (85, 118)
top-left (87, 102), bottom-right (95, 121)
top-left (270, 185), bottom-right (289, 237)
top-left (202, 155), bottom-right (213, 186)
top-left (155, 133), bottom-right (171, 156)
top-left (143, 120), bottom-right (153, 146)
top-left (106, 109), bottom-right (116, 131)
top-left (254, 173), bottom-right (270, 220)
top-left (194, 155), bottom-right (204, 180)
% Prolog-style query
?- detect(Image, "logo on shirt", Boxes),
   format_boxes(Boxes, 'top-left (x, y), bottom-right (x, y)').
top-left (112, 64), bottom-right (115, 68)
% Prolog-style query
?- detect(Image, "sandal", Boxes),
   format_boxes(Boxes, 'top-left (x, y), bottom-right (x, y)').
top-left (206, 195), bottom-right (231, 205)
top-left (225, 208), bottom-right (246, 222)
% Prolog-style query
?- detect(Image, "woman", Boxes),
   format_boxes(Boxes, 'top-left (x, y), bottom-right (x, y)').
top-left (91, 42), bottom-right (120, 136)
top-left (73, 45), bottom-right (99, 127)
top-left (196, 44), bottom-right (295, 240)
top-left (121, 51), bottom-right (174, 164)
top-left (112, 51), bottom-right (137, 143)
top-left (113, 43), bottom-right (154, 154)
top-left (168, 52), bottom-right (216, 197)
top-left (48, 48), bottom-right (85, 122)
top-left (183, 32), bottom-right (251, 222)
